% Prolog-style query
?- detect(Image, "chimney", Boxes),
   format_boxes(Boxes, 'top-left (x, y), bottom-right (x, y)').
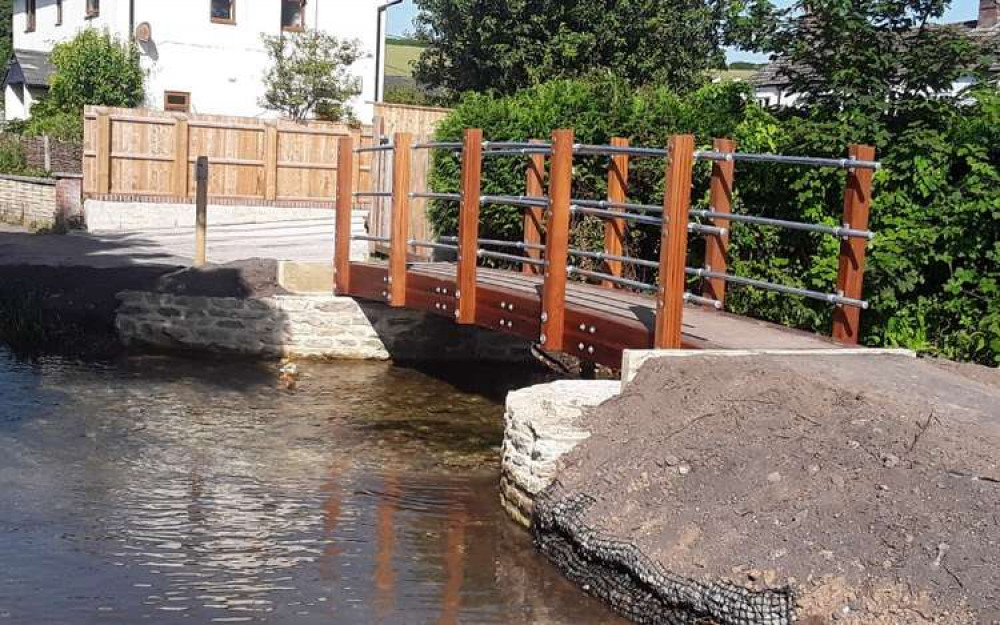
top-left (980, 0), bottom-right (999, 29)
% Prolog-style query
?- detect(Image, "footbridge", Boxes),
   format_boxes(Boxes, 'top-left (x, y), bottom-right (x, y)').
top-left (333, 129), bottom-right (878, 369)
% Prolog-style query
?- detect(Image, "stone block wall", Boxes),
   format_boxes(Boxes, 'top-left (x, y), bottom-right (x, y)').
top-left (116, 291), bottom-right (533, 362)
top-left (500, 381), bottom-right (621, 527)
top-left (18, 135), bottom-right (83, 173)
top-left (0, 173), bottom-right (85, 230)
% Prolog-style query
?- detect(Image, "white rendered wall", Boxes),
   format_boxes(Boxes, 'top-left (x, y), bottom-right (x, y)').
top-left (11, 0), bottom-right (380, 122)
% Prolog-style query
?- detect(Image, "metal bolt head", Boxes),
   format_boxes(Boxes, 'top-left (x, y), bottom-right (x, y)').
top-left (578, 343), bottom-right (585, 351)
top-left (588, 346), bottom-right (595, 355)
top-left (579, 323), bottom-right (586, 331)
top-left (455, 290), bottom-right (461, 299)
top-left (454, 310), bottom-right (460, 318)
top-left (589, 326), bottom-right (596, 334)
top-left (541, 312), bottom-right (548, 322)
top-left (539, 334), bottom-right (547, 344)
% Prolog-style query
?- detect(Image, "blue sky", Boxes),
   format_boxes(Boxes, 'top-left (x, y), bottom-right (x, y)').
top-left (387, 0), bottom-right (982, 63)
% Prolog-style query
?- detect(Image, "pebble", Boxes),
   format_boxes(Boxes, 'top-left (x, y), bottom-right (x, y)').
top-left (663, 453), bottom-right (680, 467)
top-left (767, 471), bottom-right (782, 483)
top-left (881, 452), bottom-right (900, 468)
top-left (677, 464), bottom-right (691, 476)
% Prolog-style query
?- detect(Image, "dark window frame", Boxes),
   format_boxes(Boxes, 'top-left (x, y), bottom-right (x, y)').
top-left (85, 0), bottom-right (100, 18)
top-left (281, 0), bottom-right (306, 32)
top-left (55, 0), bottom-right (63, 25)
top-left (25, 0), bottom-right (36, 32)
top-left (164, 91), bottom-right (192, 113)
top-left (210, 0), bottom-right (235, 24)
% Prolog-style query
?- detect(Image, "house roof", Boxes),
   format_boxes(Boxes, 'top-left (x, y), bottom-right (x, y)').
top-left (751, 22), bottom-right (1000, 89)
top-left (4, 49), bottom-right (55, 89)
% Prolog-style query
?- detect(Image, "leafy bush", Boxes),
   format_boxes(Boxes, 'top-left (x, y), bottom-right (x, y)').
top-left (25, 28), bottom-right (144, 141)
top-left (427, 76), bottom-right (1000, 365)
top-left (0, 136), bottom-right (48, 177)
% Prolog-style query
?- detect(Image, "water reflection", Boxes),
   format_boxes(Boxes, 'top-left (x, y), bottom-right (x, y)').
top-left (0, 350), bottom-right (624, 624)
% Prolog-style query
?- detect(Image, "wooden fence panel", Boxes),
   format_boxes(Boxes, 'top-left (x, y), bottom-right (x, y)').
top-left (83, 106), bottom-right (374, 205)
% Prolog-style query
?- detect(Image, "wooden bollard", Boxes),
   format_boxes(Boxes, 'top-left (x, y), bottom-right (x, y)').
top-left (334, 136), bottom-right (355, 295)
top-left (703, 138), bottom-right (734, 307)
top-left (194, 156), bottom-right (208, 268)
top-left (540, 129), bottom-right (574, 352)
top-left (832, 144), bottom-right (876, 344)
top-left (653, 135), bottom-right (695, 349)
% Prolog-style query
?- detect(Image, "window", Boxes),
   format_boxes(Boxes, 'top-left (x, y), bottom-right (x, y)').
top-left (86, 0), bottom-right (99, 18)
top-left (211, 0), bottom-right (235, 24)
top-left (56, 0), bottom-right (62, 25)
top-left (281, 0), bottom-right (305, 31)
top-left (164, 91), bottom-right (191, 113)
top-left (25, 0), bottom-right (36, 32)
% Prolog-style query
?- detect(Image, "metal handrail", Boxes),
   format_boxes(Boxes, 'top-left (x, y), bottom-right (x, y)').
top-left (567, 266), bottom-right (723, 309)
top-left (574, 144), bottom-right (670, 158)
top-left (408, 239), bottom-right (459, 252)
top-left (478, 249), bottom-right (548, 267)
top-left (688, 267), bottom-right (868, 309)
top-left (410, 192), bottom-right (462, 201)
top-left (353, 234), bottom-right (390, 243)
top-left (354, 191), bottom-right (393, 198)
top-left (355, 144), bottom-right (395, 154)
top-left (695, 150), bottom-right (880, 170)
top-left (440, 236), bottom-right (544, 251)
top-left (482, 148), bottom-right (553, 157)
top-left (483, 141), bottom-right (551, 150)
top-left (571, 205), bottom-right (663, 227)
top-left (570, 249), bottom-right (658, 270)
top-left (480, 195), bottom-right (549, 209)
top-left (412, 141), bottom-right (463, 151)
top-left (690, 209), bottom-right (874, 240)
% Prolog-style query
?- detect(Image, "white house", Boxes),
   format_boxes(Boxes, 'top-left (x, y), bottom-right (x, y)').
top-left (4, 0), bottom-right (386, 122)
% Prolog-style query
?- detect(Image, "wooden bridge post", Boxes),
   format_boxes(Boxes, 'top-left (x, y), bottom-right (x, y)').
top-left (334, 135), bottom-right (355, 295)
top-left (832, 143), bottom-right (876, 344)
top-left (388, 132), bottom-right (412, 307)
top-left (540, 129), bottom-right (574, 352)
top-left (703, 138), bottom-right (735, 307)
top-left (654, 135), bottom-right (696, 349)
top-left (602, 137), bottom-right (630, 287)
top-left (457, 128), bottom-right (483, 324)
top-left (523, 139), bottom-right (546, 275)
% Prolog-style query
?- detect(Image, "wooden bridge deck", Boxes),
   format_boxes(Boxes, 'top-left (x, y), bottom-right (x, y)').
top-left (347, 261), bottom-right (840, 369)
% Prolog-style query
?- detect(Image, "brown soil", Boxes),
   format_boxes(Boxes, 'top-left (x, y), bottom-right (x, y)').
top-left (548, 354), bottom-right (1000, 624)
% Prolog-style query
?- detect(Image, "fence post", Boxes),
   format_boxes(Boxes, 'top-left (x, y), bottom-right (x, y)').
top-left (96, 112), bottom-right (111, 194)
top-left (523, 139), bottom-right (546, 275)
top-left (174, 119), bottom-right (189, 197)
top-left (335, 136), bottom-right (355, 295)
top-left (388, 132), bottom-right (412, 308)
top-left (194, 156), bottom-right (208, 268)
top-left (264, 125), bottom-right (279, 201)
top-left (654, 135), bottom-right (695, 349)
top-left (457, 128), bottom-right (483, 324)
top-left (703, 138), bottom-right (734, 307)
top-left (832, 143), bottom-right (876, 344)
top-left (540, 128), bottom-right (574, 352)
top-left (603, 137), bottom-right (630, 287)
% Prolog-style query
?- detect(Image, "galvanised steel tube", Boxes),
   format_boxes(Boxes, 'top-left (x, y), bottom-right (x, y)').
top-left (569, 249), bottom-right (659, 270)
top-left (480, 195), bottom-right (550, 208)
top-left (353, 234), bottom-right (390, 243)
top-left (482, 141), bottom-right (552, 150)
top-left (477, 249), bottom-right (548, 267)
top-left (570, 205), bottom-right (663, 227)
top-left (354, 144), bottom-right (396, 154)
top-left (573, 198), bottom-right (662, 213)
top-left (695, 150), bottom-right (881, 170)
top-left (411, 141), bottom-right (463, 151)
top-left (688, 267), bottom-right (869, 309)
top-left (567, 266), bottom-right (657, 292)
top-left (481, 148), bottom-right (554, 157)
top-left (408, 240), bottom-right (459, 252)
top-left (684, 293), bottom-right (724, 310)
top-left (410, 192), bottom-right (462, 201)
top-left (441, 236), bottom-right (545, 251)
top-left (573, 144), bottom-right (670, 158)
top-left (689, 208), bottom-right (874, 240)
top-left (353, 191), bottom-right (393, 198)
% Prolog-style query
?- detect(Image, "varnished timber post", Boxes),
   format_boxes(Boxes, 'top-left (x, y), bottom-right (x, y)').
top-left (703, 138), bottom-right (734, 307)
top-left (602, 137), bottom-right (630, 287)
top-left (540, 129), bottom-right (574, 352)
top-left (654, 135), bottom-right (696, 349)
top-left (523, 139), bottom-right (546, 275)
top-left (96, 112), bottom-right (111, 194)
top-left (334, 136), bottom-right (354, 295)
top-left (173, 119), bottom-right (189, 197)
top-left (456, 128), bottom-right (483, 324)
top-left (832, 143), bottom-right (876, 344)
top-left (194, 156), bottom-right (208, 268)
top-left (388, 132), bottom-right (412, 307)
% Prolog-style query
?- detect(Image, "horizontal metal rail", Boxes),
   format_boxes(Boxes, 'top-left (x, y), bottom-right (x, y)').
top-left (481, 194), bottom-right (549, 209)
top-left (482, 141), bottom-right (551, 150)
top-left (440, 236), bottom-right (544, 251)
top-left (695, 150), bottom-right (880, 170)
top-left (477, 249), bottom-right (548, 267)
top-left (688, 267), bottom-right (868, 309)
top-left (408, 239), bottom-right (459, 252)
top-left (410, 192), bottom-right (462, 201)
top-left (411, 141), bottom-right (463, 151)
top-left (574, 198), bottom-right (661, 213)
top-left (568, 266), bottom-right (656, 292)
top-left (690, 209), bottom-right (874, 240)
top-left (353, 234), bottom-right (390, 243)
top-left (684, 293), bottom-right (724, 310)
top-left (354, 144), bottom-right (395, 154)
top-left (482, 147), bottom-right (553, 157)
top-left (571, 205), bottom-right (663, 227)
top-left (570, 249), bottom-right (659, 270)
top-left (574, 144), bottom-right (670, 158)
top-left (353, 191), bottom-right (393, 198)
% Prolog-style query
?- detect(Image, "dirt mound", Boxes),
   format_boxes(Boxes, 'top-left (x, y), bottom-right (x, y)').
top-left (539, 354), bottom-right (1000, 624)
top-left (155, 259), bottom-right (289, 298)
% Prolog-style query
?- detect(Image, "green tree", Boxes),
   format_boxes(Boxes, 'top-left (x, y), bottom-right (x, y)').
top-left (26, 29), bottom-right (144, 140)
top-left (412, 0), bottom-right (773, 100)
top-left (0, 0), bottom-right (12, 73)
top-left (260, 30), bottom-right (365, 122)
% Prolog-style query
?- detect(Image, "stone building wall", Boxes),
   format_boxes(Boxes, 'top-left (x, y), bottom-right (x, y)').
top-left (116, 291), bottom-right (533, 362)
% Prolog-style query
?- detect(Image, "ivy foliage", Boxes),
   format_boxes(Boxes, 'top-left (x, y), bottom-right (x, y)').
top-left (426, 76), bottom-right (1000, 365)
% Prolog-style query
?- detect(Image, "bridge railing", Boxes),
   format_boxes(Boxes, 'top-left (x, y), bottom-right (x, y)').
top-left (334, 128), bottom-right (878, 354)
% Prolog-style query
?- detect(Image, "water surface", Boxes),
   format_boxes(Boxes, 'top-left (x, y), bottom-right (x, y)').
top-left (0, 350), bottom-right (623, 624)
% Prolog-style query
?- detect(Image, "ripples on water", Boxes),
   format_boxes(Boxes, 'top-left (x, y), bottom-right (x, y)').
top-left (0, 350), bottom-right (624, 624)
